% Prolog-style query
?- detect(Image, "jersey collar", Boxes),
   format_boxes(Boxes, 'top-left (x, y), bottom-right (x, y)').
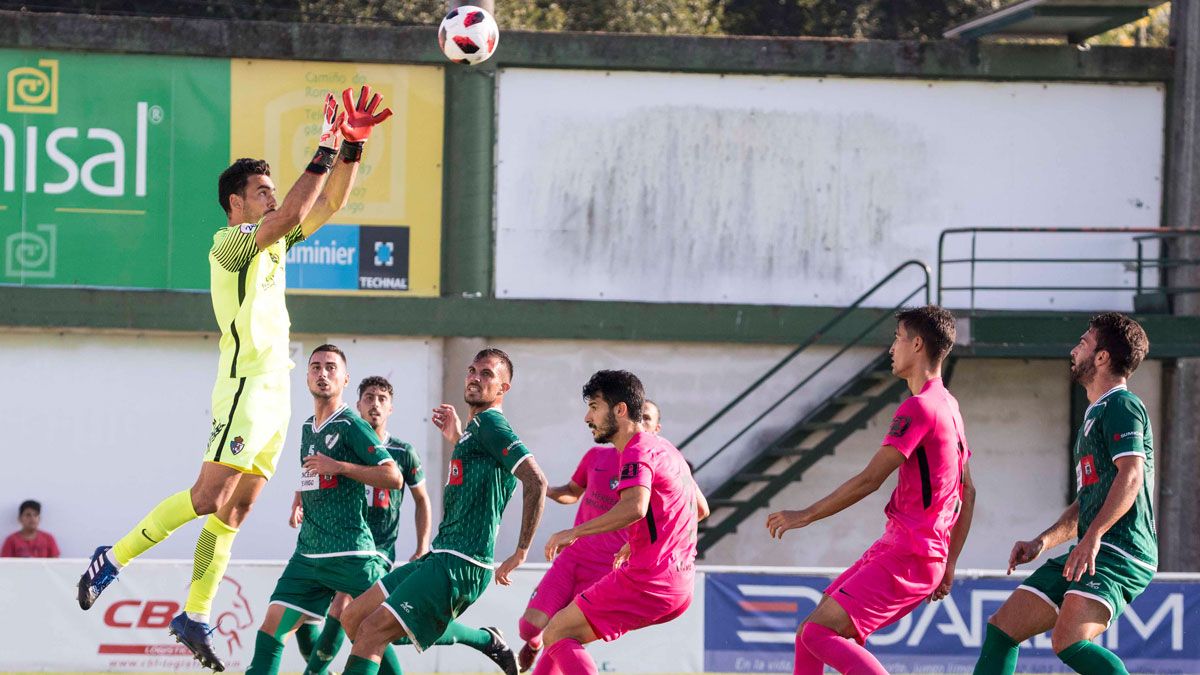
top-left (312, 403), bottom-right (348, 432)
top-left (1084, 384), bottom-right (1127, 418)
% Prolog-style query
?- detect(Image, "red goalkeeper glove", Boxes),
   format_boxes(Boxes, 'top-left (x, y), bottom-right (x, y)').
top-left (339, 85), bottom-right (393, 148)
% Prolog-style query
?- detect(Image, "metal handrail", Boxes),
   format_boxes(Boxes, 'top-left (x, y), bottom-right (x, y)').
top-left (685, 260), bottom-right (931, 474)
top-left (936, 227), bottom-right (1200, 311)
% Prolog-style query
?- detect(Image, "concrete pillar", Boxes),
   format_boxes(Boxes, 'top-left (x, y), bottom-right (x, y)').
top-left (1159, 0), bottom-right (1200, 571)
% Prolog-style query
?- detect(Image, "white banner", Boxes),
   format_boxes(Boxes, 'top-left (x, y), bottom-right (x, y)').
top-left (0, 558), bottom-right (703, 673)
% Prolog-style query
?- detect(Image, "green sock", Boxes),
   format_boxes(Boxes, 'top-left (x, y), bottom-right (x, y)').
top-left (185, 514), bottom-right (239, 617)
top-left (435, 621), bottom-right (493, 650)
top-left (344, 654), bottom-right (381, 675)
top-left (973, 624), bottom-right (1020, 675)
top-left (378, 646), bottom-right (403, 675)
top-left (111, 489), bottom-right (199, 565)
top-left (1058, 640), bottom-right (1129, 675)
top-left (304, 616), bottom-right (346, 675)
top-left (295, 622), bottom-right (320, 661)
top-left (246, 630), bottom-right (286, 675)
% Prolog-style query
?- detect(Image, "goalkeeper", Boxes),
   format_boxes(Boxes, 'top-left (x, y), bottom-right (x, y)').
top-left (76, 86), bottom-right (393, 672)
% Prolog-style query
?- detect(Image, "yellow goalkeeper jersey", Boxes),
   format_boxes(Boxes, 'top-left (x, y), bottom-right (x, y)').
top-left (208, 220), bottom-right (305, 379)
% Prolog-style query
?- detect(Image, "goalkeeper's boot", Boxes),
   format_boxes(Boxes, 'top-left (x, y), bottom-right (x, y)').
top-left (169, 612), bottom-right (226, 672)
top-left (481, 627), bottom-right (519, 675)
top-left (77, 546), bottom-right (119, 610)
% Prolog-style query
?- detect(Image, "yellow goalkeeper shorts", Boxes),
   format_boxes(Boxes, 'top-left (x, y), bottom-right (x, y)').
top-left (204, 370), bottom-right (291, 479)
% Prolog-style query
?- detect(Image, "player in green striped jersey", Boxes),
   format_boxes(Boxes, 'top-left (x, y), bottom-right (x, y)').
top-left (77, 87), bottom-right (394, 672)
top-left (245, 345), bottom-right (404, 675)
top-left (340, 348), bottom-right (548, 675)
top-left (297, 375), bottom-right (431, 675)
top-left (975, 313), bottom-right (1156, 675)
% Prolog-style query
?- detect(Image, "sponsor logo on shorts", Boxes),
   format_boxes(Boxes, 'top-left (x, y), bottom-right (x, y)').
top-left (325, 433), bottom-right (339, 449)
top-left (1085, 581), bottom-right (1102, 589)
top-left (229, 436), bottom-right (245, 455)
top-left (448, 459), bottom-right (463, 486)
top-left (620, 462), bottom-right (640, 480)
top-left (399, 601), bottom-right (413, 613)
top-left (208, 420), bottom-right (226, 447)
top-left (888, 415), bottom-right (911, 438)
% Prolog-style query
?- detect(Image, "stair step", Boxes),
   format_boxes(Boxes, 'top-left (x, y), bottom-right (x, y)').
top-left (833, 394), bottom-right (875, 405)
top-left (734, 472), bottom-right (778, 483)
top-left (708, 498), bottom-right (746, 508)
top-left (768, 446), bottom-right (813, 457)
top-left (800, 421), bottom-right (841, 431)
top-left (864, 369), bottom-right (894, 381)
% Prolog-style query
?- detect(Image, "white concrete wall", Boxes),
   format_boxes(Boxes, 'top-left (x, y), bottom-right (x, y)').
top-left (3, 334), bottom-right (1162, 574)
top-left (1, 331), bottom-right (442, 561)
top-left (495, 69), bottom-right (1165, 311)
top-left (703, 358), bottom-right (1165, 570)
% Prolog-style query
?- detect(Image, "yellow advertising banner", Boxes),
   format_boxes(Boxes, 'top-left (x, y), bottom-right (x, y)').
top-left (231, 60), bottom-right (444, 296)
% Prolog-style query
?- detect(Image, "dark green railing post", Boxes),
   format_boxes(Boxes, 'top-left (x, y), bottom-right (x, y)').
top-left (441, 65), bottom-right (496, 299)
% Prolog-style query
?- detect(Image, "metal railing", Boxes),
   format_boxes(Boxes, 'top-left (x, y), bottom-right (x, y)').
top-left (937, 227), bottom-right (1200, 314)
top-left (685, 260), bottom-right (930, 475)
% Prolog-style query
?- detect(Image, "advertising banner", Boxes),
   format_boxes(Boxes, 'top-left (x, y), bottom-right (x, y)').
top-left (704, 571), bottom-right (1200, 674)
top-left (0, 49), bottom-right (442, 296)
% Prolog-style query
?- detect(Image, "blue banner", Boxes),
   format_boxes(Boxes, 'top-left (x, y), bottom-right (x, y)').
top-left (285, 224), bottom-right (411, 292)
top-left (704, 572), bottom-right (1200, 674)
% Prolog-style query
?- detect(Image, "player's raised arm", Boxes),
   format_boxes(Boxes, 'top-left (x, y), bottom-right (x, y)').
top-left (253, 92), bottom-right (342, 249)
top-left (767, 445), bottom-right (905, 539)
top-left (298, 85), bottom-right (393, 238)
top-left (495, 457), bottom-right (547, 585)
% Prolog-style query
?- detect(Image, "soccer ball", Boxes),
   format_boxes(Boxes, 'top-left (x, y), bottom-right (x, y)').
top-left (438, 6), bottom-right (500, 66)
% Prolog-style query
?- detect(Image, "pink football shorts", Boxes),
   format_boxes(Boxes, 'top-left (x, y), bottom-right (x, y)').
top-left (825, 539), bottom-right (946, 644)
top-left (576, 567), bottom-right (693, 642)
top-left (527, 549), bottom-right (613, 618)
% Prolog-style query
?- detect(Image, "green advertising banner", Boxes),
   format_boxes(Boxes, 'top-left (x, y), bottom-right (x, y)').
top-left (0, 49), bottom-right (231, 289)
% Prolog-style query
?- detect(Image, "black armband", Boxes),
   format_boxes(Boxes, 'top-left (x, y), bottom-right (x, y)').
top-left (340, 140), bottom-right (365, 163)
top-left (306, 146), bottom-right (337, 175)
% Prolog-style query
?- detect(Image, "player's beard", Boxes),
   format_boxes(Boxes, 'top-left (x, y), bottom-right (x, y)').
top-left (591, 410), bottom-right (618, 444)
top-left (1070, 355), bottom-right (1096, 386)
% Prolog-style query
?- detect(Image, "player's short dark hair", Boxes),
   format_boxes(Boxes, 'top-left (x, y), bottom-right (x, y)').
top-left (1090, 312), bottom-right (1149, 378)
top-left (358, 375), bottom-right (393, 399)
top-left (895, 305), bottom-right (956, 364)
top-left (644, 398), bottom-right (660, 422)
top-left (474, 348), bottom-right (514, 382)
top-left (18, 500), bottom-right (39, 516)
top-left (310, 343), bottom-right (347, 366)
top-left (582, 370), bottom-right (645, 421)
top-left (218, 158), bottom-right (271, 215)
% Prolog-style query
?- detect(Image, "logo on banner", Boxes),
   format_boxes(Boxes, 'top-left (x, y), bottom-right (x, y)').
top-left (5, 224), bottom-right (57, 279)
top-left (358, 226), bottom-right (409, 291)
top-left (99, 576), bottom-right (255, 667)
top-left (7, 58), bottom-right (58, 114)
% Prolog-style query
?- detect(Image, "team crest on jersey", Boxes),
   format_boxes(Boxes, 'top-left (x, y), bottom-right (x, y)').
top-left (610, 477), bottom-right (619, 490)
top-left (325, 433), bottom-right (339, 449)
top-left (1083, 417), bottom-right (1097, 437)
top-left (1078, 454), bottom-right (1099, 488)
top-left (447, 459), bottom-right (463, 486)
top-left (888, 415), bottom-right (911, 438)
top-left (229, 436), bottom-right (245, 455)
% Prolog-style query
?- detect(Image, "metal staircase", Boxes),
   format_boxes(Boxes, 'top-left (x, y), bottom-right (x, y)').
top-left (683, 261), bottom-right (933, 556)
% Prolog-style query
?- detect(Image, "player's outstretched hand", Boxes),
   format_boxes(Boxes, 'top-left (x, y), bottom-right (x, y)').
top-left (303, 452), bottom-right (345, 477)
top-left (929, 562), bottom-right (955, 602)
top-left (431, 404), bottom-right (464, 443)
top-left (1007, 538), bottom-right (1045, 574)
top-left (318, 92), bottom-right (345, 150)
top-left (289, 502), bottom-right (304, 529)
top-left (1062, 534), bottom-right (1100, 582)
top-left (339, 85), bottom-right (393, 143)
top-left (766, 509), bottom-right (811, 539)
top-left (544, 529), bottom-right (578, 562)
top-left (495, 548), bottom-right (527, 586)
top-left (612, 542), bottom-right (631, 569)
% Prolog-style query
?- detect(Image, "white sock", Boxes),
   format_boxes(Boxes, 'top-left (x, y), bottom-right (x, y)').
top-left (103, 550), bottom-right (125, 570)
top-left (187, 611), bottom-right (210, 624)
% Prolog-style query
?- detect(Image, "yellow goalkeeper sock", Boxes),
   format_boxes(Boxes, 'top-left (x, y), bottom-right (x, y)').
top-left (184, 514), bottom-right (239, 619)
top-left (111, 489), bottom-right (199, 566)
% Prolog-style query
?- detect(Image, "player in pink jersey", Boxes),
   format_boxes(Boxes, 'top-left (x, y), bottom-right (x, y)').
top-left (766, 306), bottom-right (977, 675)
top-left (533, 371), bottom-right (698, 675)
top-left (517, 401), bottom-right (709, 671)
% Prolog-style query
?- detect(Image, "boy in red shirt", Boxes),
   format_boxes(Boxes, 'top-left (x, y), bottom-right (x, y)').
top-left (2, 500), bottom-right (60, 558)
